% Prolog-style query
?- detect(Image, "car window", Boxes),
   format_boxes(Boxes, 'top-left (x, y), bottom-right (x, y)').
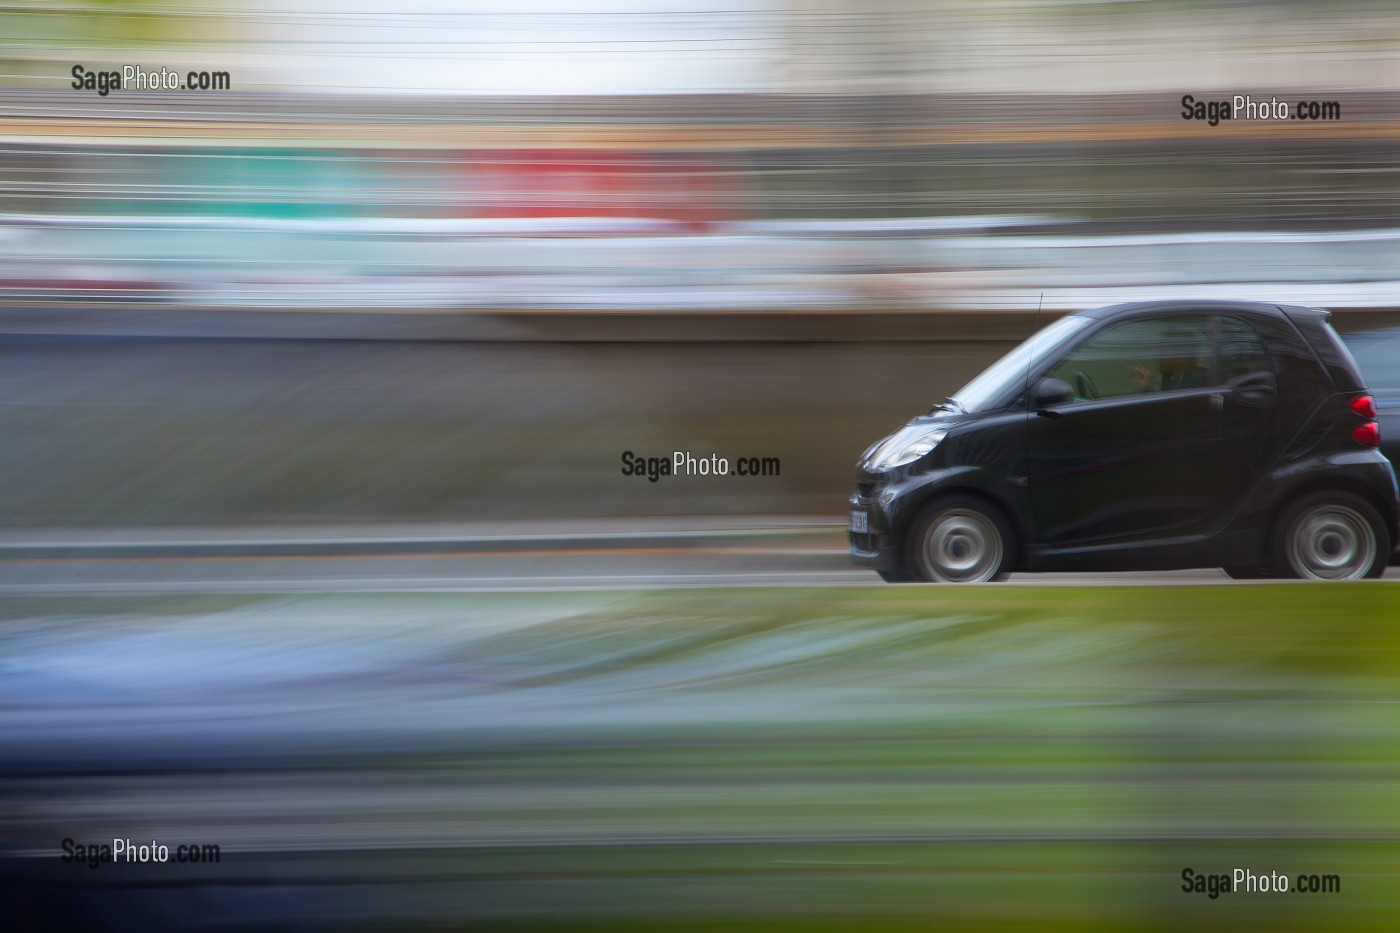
top-left (1219, 316), bottom-right (1272, 382)
top-left (1049, 316), bottom-right (1212, 400)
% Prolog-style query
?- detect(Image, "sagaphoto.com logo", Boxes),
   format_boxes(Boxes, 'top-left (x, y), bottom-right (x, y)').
top-left (620, 450), bottom-right (781, 483)
top-left (1181, 93), bottom-right (1341, 127)
top-left (72, 64), bottom-right (231, 96)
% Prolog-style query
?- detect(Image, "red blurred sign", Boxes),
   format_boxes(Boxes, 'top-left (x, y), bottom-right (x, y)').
top-left (466, 150), bottom-right (742, 230)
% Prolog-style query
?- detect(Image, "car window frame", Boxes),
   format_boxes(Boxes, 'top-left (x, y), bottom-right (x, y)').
top-left (1215, 313), bottom-right (1277, 388)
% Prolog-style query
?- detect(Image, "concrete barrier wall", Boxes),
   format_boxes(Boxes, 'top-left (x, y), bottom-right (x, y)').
top-left (4, 306), bottom-right (1396, 525)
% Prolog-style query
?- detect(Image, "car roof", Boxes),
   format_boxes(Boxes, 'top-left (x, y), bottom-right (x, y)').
top-left (1073, 300), bottom-right (1315, 321)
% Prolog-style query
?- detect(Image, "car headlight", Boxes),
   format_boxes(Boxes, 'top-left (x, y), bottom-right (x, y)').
top-left (866, 426), bottom-right (948, 471)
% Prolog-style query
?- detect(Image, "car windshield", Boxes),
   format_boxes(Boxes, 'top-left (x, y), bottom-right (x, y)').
top-left (950, 314), bottom-right (1094, 412)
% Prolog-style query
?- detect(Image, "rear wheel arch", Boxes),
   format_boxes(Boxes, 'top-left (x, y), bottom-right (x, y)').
top-left (1267, 476), bottom-right (1397, 552)
top-left (1269, 486), bottom-right (1391, 580)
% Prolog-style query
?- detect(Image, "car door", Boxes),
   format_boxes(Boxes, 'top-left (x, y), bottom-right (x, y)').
top-left (1025, 314), bottom-right (1230, 547)
top-left (1214, 314), bottom-right (1279, 498)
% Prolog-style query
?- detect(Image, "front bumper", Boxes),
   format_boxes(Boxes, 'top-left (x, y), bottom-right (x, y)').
top-left (848, 461), bottom-right (1007, 574)
top-left (847, 487), bottom-right (904, 573)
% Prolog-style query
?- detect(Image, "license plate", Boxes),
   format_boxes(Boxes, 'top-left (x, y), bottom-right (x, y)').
top-left (849, 511), bottom-right (869, 534)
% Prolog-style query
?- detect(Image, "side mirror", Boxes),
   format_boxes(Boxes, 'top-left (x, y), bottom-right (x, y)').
top-left (1033, 377), bottom-right (1074, 411)
top-left (1228, 371), bottom-right (1276, 408)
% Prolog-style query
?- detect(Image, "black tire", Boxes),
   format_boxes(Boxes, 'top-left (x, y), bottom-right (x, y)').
top-left (1271, 491), bottom-right (1390, 581)
top-left (1222, 566), bottom-right (1276, 580)
top-left (877, 569), bottom-right (915, 584)
top-left (907, 495), bottom-right (1017, 584)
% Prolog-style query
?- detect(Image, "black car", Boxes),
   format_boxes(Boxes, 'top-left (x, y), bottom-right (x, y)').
top-left (1342, 326), bottom-right (1400, 483)
top-left (850, 300), bottom-right (1398, 582)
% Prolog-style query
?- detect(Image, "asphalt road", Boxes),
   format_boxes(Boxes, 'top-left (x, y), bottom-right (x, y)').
top-left (1, 520), bottom-right (1394, 592)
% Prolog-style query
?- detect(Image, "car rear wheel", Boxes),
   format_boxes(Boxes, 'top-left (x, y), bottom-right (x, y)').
top-left (1273, 492), bottom-right (1390, 581)
top-left (909, 496), bottom-right (1015, 583)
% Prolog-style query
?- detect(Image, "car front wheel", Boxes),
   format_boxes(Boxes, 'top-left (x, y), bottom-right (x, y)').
top-left (1274, 492), bottom-right (1390, 581)
top-left (909, 496), bottom-right (1016, 583)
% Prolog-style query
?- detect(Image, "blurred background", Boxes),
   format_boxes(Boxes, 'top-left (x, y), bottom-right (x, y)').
top-left (2, 0), bottom-right (1400, 312)
top-left (3, 2), bottom-right (1400, 931)
top-left (2, 0), bottom-right (1400, 523)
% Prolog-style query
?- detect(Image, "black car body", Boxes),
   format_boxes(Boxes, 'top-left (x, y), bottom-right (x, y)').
top-left (850, 300), bottom-right (1398, 582)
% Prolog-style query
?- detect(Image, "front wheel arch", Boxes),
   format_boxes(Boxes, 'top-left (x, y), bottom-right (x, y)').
top-left (896, 480), bottom-right (1030, 567)
top-left (905, 493), bottom-right (1019, 583)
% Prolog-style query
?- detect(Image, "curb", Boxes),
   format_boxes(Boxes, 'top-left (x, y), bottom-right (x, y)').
top-left (0, 525), bottom-right (846, 560)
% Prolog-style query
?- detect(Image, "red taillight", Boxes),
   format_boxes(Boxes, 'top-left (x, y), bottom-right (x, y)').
top-left (1351, 395), bottom-right (1378, 419)
top-left (1352, 421), bottom-right (1381, 448)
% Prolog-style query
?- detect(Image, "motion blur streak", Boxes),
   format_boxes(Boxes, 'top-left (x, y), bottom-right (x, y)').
top-left (4, 3), bottom-right (1400, 932)
top-left (1, 3), bottom-right (1400, 308)
top-left (4, 587), bottom-right (1400, 930)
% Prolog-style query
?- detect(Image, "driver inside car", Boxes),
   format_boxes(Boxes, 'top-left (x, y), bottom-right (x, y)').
top-left (1129, 325), bottom-right (1211, 392)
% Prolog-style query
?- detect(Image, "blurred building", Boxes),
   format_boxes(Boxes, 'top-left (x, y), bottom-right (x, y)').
top-left (5, 2), bottom-right (1400, 95)
top-left (1, 2), bottom-right (1399, 309)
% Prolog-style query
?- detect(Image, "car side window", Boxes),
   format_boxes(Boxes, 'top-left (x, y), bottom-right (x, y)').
top-left (1219, 316), bottom-right (1272, 382)
top-left (1049, 316), bottom-right (1213, 401)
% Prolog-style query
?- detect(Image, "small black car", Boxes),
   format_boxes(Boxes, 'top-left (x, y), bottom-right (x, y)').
top-left (850, 300), bottom-right (1398, 582)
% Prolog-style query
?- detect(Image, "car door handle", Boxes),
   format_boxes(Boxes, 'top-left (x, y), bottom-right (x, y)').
top-left (1209, 393), bottom-right (1224, 412)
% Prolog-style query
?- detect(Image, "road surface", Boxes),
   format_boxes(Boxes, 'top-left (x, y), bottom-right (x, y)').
top-left (3, 518), bottom-right (1392, 592)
